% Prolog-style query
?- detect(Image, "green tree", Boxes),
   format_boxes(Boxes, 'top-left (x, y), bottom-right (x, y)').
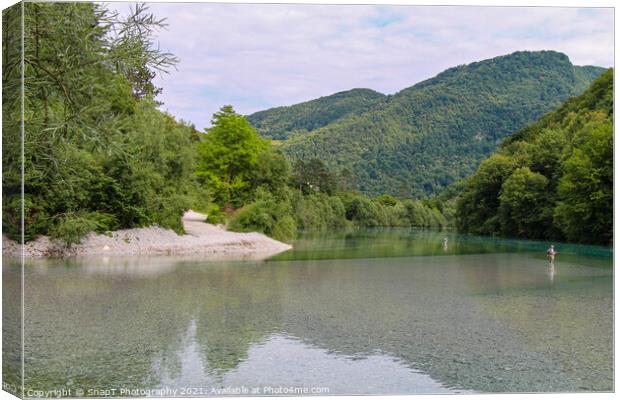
top-left (228, 188), bottom-right (296, 242)
top-left (375, 194), bottom-right (399, 207)
top-left (291, 158), bottom-right (337, 195)
top-left (196, 105), bottom-right (269, 208)
top-left (554, 120), bottom-right (613, 244)
top-left (250, 148), bottom-right (291, 200)
top-left (276, 51), bottom-right (604, 197)
top-left (456, 69), bottom-right (613, 244)
top-left (498, 167), bottom-right (550, 238)
top-left (456, 154), bottom-right (516, 234)
top-left (292, 191), bottom-right (347, 230)
top-left (2, 2), bottom-right (197, 244)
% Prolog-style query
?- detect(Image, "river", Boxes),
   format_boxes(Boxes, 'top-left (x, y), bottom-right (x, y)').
top-left (3, 228), bottom-right (613, 396)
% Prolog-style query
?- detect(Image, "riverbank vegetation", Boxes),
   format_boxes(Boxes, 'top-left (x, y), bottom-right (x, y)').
top-left (3, 3), bottom-right (207, 244)
top-left (455, 69), bottom-right (613, 245)
top-left (197, 106), bottom-right (449, 241)
top-left (2, 2), bottom-right (447, 245)
top-left (3, 2), bottom-right (611, 246)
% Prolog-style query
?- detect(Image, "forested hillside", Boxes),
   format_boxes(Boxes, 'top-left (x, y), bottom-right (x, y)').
top-left (456, 69), bottom-right (613, 244)
top-left (269, 51), bottom-right (604, 197)
top-left (247, 88), bottom-right (385, 140)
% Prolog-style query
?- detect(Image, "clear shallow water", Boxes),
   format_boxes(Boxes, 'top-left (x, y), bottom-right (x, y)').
top-left (3, 228), bottom-right (613, 396)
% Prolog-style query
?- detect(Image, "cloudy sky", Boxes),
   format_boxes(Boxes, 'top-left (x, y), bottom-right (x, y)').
top-left (111, 3), bottom-right (614, 130)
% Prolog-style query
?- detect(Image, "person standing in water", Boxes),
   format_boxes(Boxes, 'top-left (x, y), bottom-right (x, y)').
top-left (547, 244), bottom-right (557, 263)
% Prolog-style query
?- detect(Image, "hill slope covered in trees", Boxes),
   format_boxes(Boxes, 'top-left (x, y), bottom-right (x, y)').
top-left (247, 88), bottom-right (386, 140)
top-left (456, 69), bottom-right (613, 244)
top-left (258, 51), bottom-right (604, 197)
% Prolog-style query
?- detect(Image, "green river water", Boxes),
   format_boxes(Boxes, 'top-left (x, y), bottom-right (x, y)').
top-left (3, 228), bottom-right (613, 396)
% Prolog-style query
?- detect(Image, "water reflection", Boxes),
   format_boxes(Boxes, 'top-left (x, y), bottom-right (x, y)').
top-left (154, 327), bottom-right (459, 395)
top-left (4, 229), bottom-right (613, 396)
top-left (548, 261), bottom-right (556, 285)
top-left (273, 228), bottom-right (613, 262)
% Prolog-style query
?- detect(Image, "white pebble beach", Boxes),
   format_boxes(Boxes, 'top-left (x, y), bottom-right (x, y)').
top-left (2, 210), bottom-right (292, 260)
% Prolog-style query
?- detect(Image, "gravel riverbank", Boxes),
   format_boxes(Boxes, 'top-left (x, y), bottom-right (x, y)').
top-left (2, 211), bottom-right (292, 259)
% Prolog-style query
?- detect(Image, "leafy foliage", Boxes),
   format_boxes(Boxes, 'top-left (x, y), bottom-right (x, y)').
top-left (198, 108), bottom-right (449, 241)
top-left (498, 167), bottom-right (551, 238)
top-left (554, 119), bottom-right (613, 243)
top-left (291, 191), bottom-right (347, 231)
top-left (291, 158), bottom-right (338, 195)
top-left (2, 3), bottom-right (203, 243)
top-left (228, 188), bottom-right (296, 242)
top-left (195, 105), bottom-right (269, 208)
top-left (249, 148), bottom-right (292, 199)
top-left (260, 51), bottom-right (605, 197)
top-left (456, 69), bottom-right (613, 244)
top-left (229, 186), bottom-right (448, 242)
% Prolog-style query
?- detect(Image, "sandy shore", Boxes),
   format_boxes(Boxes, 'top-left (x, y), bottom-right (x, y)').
top-left (2, 211), bottom-right (292, 259)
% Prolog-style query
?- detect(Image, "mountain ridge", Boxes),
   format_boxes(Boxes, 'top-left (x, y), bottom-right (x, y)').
top-left (249, 51), bottom-right (605, 197)
top-left (247, 88), bottom-right (386, 140)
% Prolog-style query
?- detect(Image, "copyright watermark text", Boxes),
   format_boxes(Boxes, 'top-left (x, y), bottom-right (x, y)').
top-left (21, 385), bottom-right (331, 397)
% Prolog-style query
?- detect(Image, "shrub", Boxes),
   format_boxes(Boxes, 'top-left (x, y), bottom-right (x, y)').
top-left (341, 194), bottom-right (386, 227)
top-left (228, 188), bottom-right (296, 242)
top-left (49, 211), bottom-right (116, 245)
top-left (293, 192), bottom-right (347, 230)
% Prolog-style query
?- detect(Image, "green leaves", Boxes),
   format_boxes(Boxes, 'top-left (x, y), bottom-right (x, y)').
top-left (554, 120), bottom-right (613, 243)
top-left (228, 188), bottom-right (296, 242)
top-left (456, 154), bottom-right (516, 235)
top-left (49, 211), bottom-right (116, 246)
top-left (196, 105), bottom-right (270, 208)
top-left (456, 69), bottom-right (613, 244)
top-left (498, 167), bottom-right (550, 238)
top-left (3, 3), bottom-right (198, 244)
top-left (291, 158), bottom-right (337, 195)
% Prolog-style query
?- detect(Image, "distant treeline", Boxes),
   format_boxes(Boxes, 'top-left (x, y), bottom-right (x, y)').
top-left (198, 107), bottom-right (449, 242)
top-left (247, 88), bottom-right (386, 140)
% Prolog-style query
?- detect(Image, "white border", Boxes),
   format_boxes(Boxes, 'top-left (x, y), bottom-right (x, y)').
top-left (0, 1), bottom-right (615, 400)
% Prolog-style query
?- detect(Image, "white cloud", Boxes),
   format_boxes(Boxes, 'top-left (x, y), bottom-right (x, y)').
top-left (109, 3), bottom-right (614, 130)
